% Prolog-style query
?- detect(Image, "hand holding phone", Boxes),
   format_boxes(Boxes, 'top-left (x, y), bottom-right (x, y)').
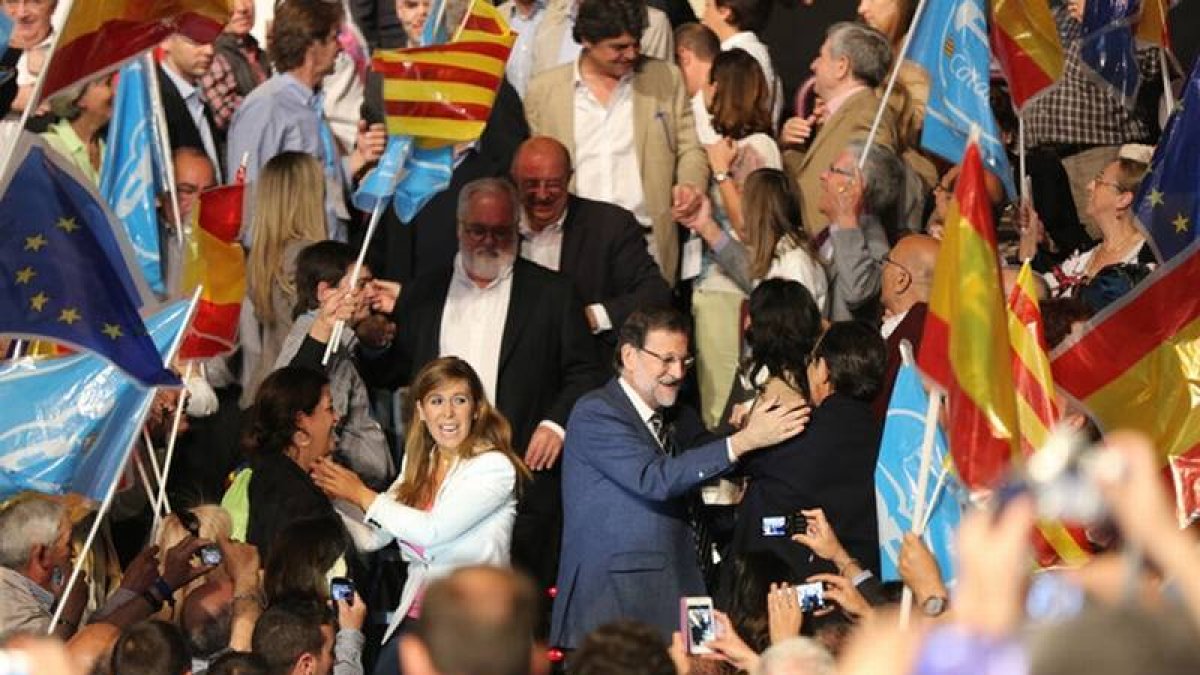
top-left (795, 581), bottom-right (825, 613)
top-left (330, 577), bottom-right (355, 606)
top-left (681, 597), bottom-right (717, 655)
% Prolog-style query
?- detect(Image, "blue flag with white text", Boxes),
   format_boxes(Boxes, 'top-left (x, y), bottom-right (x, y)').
top-left (392, 145), bottom-right (455, 222)
top-left (0, 299), bottom-right (193, 502)
top-left (875, 361), bottom-right (967, 584)
top-left (1080, 0), bottom-right (1142, 110)
top-left (352, 135), bottom-right (413, 212)
top-left (100, 59), bottom-right (166, 295)
top-left (908, 0), bottom-right (1017, 198)
top-left (0, 133), bottom-right (178, 387)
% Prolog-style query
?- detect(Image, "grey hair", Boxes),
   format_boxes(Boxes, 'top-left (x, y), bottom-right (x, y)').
top-left (455, 177), bottom-right (520, 232)
top-left (844, 140), bottom-right (905, 219)
top-left (826, 21), bottom-right (893, 88)
top-left (0, 495), bottom-right (65, 570)
top-left (756, 637), bottom-right (836, 675)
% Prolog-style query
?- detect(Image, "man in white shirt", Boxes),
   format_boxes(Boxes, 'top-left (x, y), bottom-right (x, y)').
top-left (159, 35), bottom-right (225, 183)
top-left (498, 0), bottom-right (550, 98)
top-left (674, 22), bottom-right (720, 145)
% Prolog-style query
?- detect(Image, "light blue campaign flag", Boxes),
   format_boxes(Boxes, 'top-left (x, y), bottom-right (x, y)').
top-left (0, 14), bottom-right (12, 61)
top-left (100, 59), bottom-right (166, 295)
top-left (351, 135), bottom-right (413, 212)
top-left (0, 299), bottom-right (194, 502)
top-left (392, 145), bottom-right (455, 223)
top-left (908, 0), bottom-right (1017, 198)
top-left (874, 359), bottom-right (967, 584)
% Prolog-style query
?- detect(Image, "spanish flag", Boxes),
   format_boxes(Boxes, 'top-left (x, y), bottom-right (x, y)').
top-left (1051, 242), bottom-right (1200, 472)
top-left (989, 0), bottom-right (1063, 110)
top-left (917, 136), bottom-right (1020, 490)
top-left (1007, 262), bottom-right (1091, 566)
top-left (1135, 0), bottom-right (1171, 50)
top-left (177, 184), bottom-right (245, 360)
top-left (42, 0), bottom-right (230, 101)
top-left (373, 0), bottom-right (515, 142)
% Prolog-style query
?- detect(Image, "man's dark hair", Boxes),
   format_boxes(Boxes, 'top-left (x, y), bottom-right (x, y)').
top-left (614, 308), bottom-right (691, 371)
top-left (269, 0), bottom-right (344, 73)
top-left (207, 651), bottom-right (270, 675)
top-left (252, 598), bottom-right (334, 675)
top-left (293, 240), bottom-right (356, 318)
top-left (713, 0), bottom-right (772, 32)
top-left (674, 22), bottom-right (719, 62)
top-left (569, 620), bottom-right (676, 675)
top-left (811, 321), bottom-right (887, 402)
top-left (574, 0), bottom-right (648, 45)
top-left (1041, 296), bottom-right (1094, 350)
top-left (110, 620), bottom-right (191, 675)
top-left (414, 566), bottom-right (539, 675)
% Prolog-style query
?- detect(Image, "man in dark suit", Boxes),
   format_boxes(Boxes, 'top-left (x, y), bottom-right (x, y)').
top-left (511, 136), bottom-right (672, 351)
top-left (361, 177), bottom-right (602, 604)
top-left (872, 233), bottom-right (939, 420)
top-left (158, 35), bottom-right (225, 182)
top-left (551, 308), bottom-right (807, 649)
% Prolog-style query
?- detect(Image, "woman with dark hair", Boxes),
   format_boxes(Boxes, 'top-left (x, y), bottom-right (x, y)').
top-left (263, 515), bottom-right (350, 605)
top-left (310, 357), bottom-right (530, 655)
top-left (731, 321), bottom-right (887, 582)
top-left (236, 366), bottom-right (341, 562)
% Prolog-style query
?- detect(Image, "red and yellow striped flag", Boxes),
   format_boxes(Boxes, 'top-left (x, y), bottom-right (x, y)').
top-left (1006, 262), bottom-right (1091, 566)
top-left (372, 0), bottom-right (515, 142)
top-left (917, 138), bottom-right (1020, 490)
top-left (42, 0), bottom-right (231, 100)
top-left (989, 0), bottom-right (1064, 110)
top-left (1135, 0), bottom-right (1171, 50)
top-left (178, 184), bottom-right (245, 360)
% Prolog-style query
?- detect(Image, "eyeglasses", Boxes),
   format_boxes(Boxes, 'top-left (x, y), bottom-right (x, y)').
top-left (1091, 173), bottom-right (1124, 192)
top-left (882, 253), bottom-right (911, 278)
top-left (518, 178), bottom-right (567, 192)
top-left (827, 165), bottom-right (855, 179)
top-left (639, 346), bottom-right (695, 371)
top-left (462, 223), bottom-right (516, 243)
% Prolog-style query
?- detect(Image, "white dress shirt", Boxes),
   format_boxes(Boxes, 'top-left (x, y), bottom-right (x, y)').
top-left (439, 254), bottom-right (514, 403)
top-left (162, 63), bottom-right (223, 182)
top-left (500, 0), bottom-right (548, 98)
top-left (618, 376), bottom-right (737, 461)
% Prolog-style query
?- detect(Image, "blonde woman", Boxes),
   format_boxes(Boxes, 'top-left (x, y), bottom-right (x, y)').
top-left (241, 151), bottom-right (327, 407)
top-left (311, 357), bottom-right (529, 659)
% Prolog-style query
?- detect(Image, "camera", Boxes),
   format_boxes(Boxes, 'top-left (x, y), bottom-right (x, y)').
top-left (680, 596), bottom-right (717, 655)
top-left (330, 577), bottom-right (356, 605)
top-left (761, 514), bottom-right (806, 538)
top-left (199, 544), bottom-right (222, 566)
top-left (998, 426), bottom-right (1125, 526)
top-left (795, 581), bottom-right (825, 612)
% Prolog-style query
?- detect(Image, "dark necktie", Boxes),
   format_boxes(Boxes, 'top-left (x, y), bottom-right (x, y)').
top-left (649, 411), bottom-right (714, 584)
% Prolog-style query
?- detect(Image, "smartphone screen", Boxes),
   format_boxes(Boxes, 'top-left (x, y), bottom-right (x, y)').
top-left (681, 597), bottom-right (716, 654)
top-left (330, 577), bottom-right (355, 604)
top-left (795, 582), bottom-right (825, 612)
top-left (761, 516), bottom-right (787, 537)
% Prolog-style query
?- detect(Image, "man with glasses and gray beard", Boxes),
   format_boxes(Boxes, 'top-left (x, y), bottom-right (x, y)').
top-left (358, 177), bottom-right (602, 613)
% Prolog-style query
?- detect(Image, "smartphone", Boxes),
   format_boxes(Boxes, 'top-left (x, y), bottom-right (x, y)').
top-left (681, 597), bottom-right (716, 655)
top-left (199, 544), bottom-right (222, 566)
top-left (795, 581), bottom-right (825, 613)
top-left (330, 577), bottom-right (355, 605)
top-left (761, 514), bottom-right (806, 537)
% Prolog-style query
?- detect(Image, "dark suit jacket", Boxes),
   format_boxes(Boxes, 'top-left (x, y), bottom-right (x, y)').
top-left (558, 195), bottom-right (671, 345)
top-left (358, 73), bottom-right (529, 283)
top-left (363, 258), bottom-right (601, 453)
top-left (872, 302), bottom-right (928, 422)
top-left (156, 64), bottom-right (225, 168)
top-left (732, 393), bottom-right (883, 581)
top-left (551, 378), bottom-right (735, 648)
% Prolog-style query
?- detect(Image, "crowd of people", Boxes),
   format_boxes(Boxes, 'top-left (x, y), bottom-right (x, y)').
top-left (2, 0), bottom-right (1199, 673)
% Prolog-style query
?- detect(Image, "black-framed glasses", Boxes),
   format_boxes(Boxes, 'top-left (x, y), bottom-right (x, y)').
top-left (882, 253), bottom-right (912, 278)
top-left (639, 346), bottom-right (695, 371)
top-left (461, 223), bottom-right (516, 243)
top-left (827, 165), bottom-right (855, 179)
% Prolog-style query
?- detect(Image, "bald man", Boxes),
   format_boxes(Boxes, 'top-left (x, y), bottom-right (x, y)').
top-left (874, 234), bottom-right (940, 420)
top-left (511, 136), bottom-right (671, 348)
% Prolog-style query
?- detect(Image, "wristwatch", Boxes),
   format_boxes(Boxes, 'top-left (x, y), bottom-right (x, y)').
top-left (713, 170), bottom-right (730, 184)
top-left (921, 595), bottom-right (949, 617)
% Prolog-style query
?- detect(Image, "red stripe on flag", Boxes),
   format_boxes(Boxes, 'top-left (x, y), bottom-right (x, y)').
top-left (918, 311), bottom-right (952, 387)
top-left (197, 184), bottom-right (244, 242)
top-left (462, 15), bottom-right (504, 35)
top-left (955, 149), bottom-right (1000, 249)
top-left (373, 40), bottom-right (512, 64)
top-left (1052, 251), bottom-right (1200, 399)
top-left (945, 389), bottom-right (1018, 488)
top-left (373, 61), bottom-right (502, 90)
top-left (179, 300), bottom-right (240, 360)
top-left (384, 101), bottom-right (493, 121)
top-left (990, 27), bottom-right (1057, 109)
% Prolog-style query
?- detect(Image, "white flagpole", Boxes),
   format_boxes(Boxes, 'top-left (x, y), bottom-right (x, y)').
top-left (145, 52), bottom-right (185, 247)
top-left (898, 366), bottom-right (943, 628)
top-left (141, 429), bottom-right (166, 491)
top-left (860, 0), bottom-right (930, 170)
top-left (1018, 114), bottom-right (1028, 206)
top-left (1160, 49), bottom-right (1175, 118)
top-left (322, 200), bottom-right (387, 365)
top-left (151, 361), bottom-right (194, 529)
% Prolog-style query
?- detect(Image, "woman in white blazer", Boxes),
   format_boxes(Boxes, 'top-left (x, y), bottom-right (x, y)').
top-left (310, 357), bottom-right (531, 654)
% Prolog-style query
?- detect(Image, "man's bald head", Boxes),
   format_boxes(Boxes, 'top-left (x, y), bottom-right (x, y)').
top-left (181, 578), bottom-right (234, 661)
top-left (67, 623), bottom-right (122, 674)
top-left (512, 137), bottom-right (573, 232)
top-left (881, 234), bottom-right (940, 316)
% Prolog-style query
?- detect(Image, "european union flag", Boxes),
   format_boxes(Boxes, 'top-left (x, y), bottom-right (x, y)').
top-left (1080, 0), bottom-right (1142, 109)
top-left (1134, 57), bottom-right (1200, 263)
top-left (0, 299), bottom-right (194, 502)
top-left (100, 58), bottom-right (166, 295)
top-left (0, 133), bottom-right (179, 387)
top-left (875, 359), bottom-right (967, 584)
top-left (908, 0), bottom-right (1017, 198)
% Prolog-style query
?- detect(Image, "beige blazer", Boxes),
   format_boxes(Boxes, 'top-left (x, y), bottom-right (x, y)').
top-left (782, 88), bottom-right (897, 237)
top-left (529, 1), bottom-right (674, 78)
top-left (525, 58), bottom-right (709, 285)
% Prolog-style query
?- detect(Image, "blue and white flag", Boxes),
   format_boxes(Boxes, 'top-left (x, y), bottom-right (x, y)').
top-left (100, 59), bottom-right (166, 295)
top-left (351, 135), bottom-right (413, 212)
top-left (0, 299), bottom-right (194, 502)
top-left (875, 360), bottom-right (967, 584)
top-left (908, 0), bottom-right (1017, 198)
top-left (392, 145), bottom-right (455, 223)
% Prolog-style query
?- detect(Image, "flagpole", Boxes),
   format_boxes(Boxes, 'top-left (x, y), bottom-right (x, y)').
top-left (151, 361), bottom-right (194, 535)
top-left (1160, 49), bottom-right (1175, 117)
top-left (141, 429), bottom-right (167, 492)
top-left (899, 384), bottom-right (943, 628)
top-left (322, 200), bottom-right (387, 365)
top-left (860, 0), bottom-right (930, 169)
top-left (1017, 114), bottom-right (1028, 205)
top-left (145, 52), bottom-right (185, 247)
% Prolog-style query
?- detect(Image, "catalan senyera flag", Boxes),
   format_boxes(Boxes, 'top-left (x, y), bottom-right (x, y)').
top-left (917, 137), bottom-right (1020, 490)
top-left (41, 0), bottom-right (231, 101)
top-left (1006, 262), bottom-right (1091, 567)
top-left (373, 0), bottom-right (515, 142)
top-left (177, 184), bottom-right (245, 360)
top-left (989, 0), bottom-right (1063, 110)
